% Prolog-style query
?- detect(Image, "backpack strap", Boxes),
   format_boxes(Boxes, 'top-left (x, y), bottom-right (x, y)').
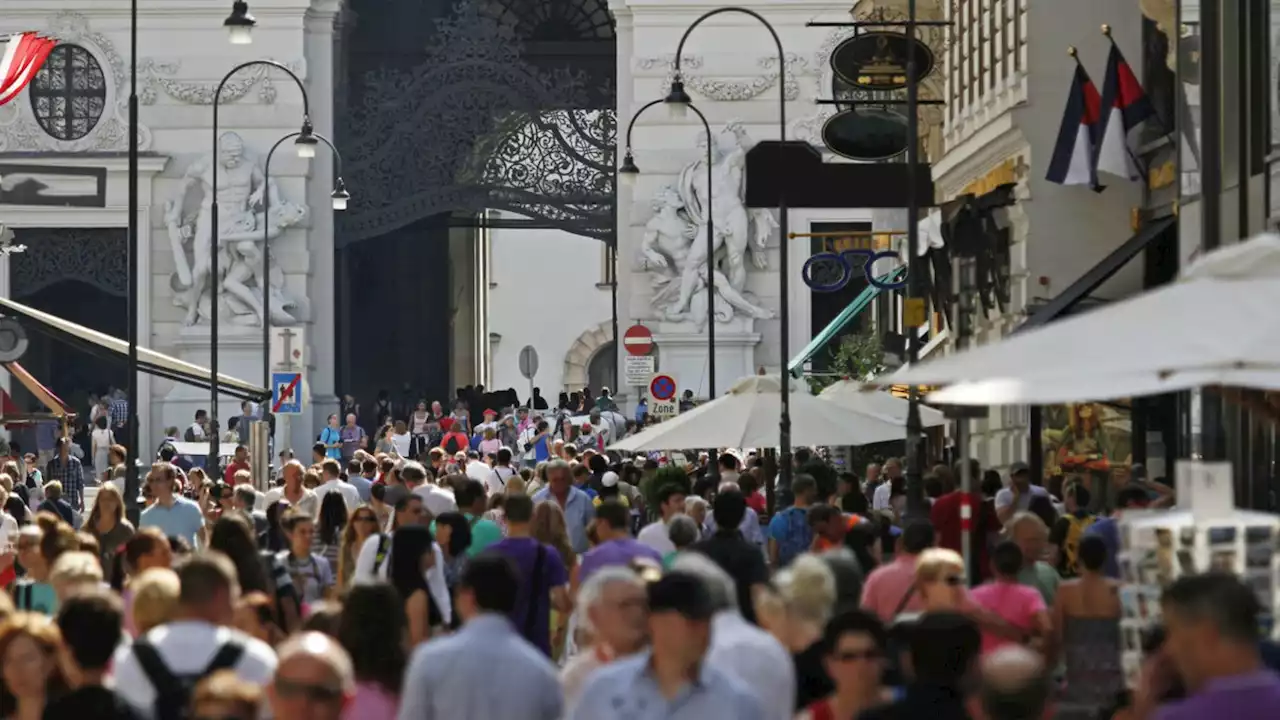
top-left (202, 640), bottom-right (245, 675)
top-left (131, 640), bottom-right (183, 702)
top-left (372, 534), bottom-right (391, 574)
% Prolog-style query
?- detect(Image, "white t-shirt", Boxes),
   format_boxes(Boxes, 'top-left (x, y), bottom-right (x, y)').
top-left (465, 461), bottom-right (492, 485)
top-left (187, 422), bottom-right (206, 440)
top-left (411, 484), bottom-right (458, 518)
top-left (391, 432), bottom-right (412, 457)
top-left (637, 520), bottom-right (676, 555)
top-left (994, 484), bottom-right (1050, 513)
top-left (314, 478), bottom-right (361, 513)
top-left (872, 481), bottom-right (892, 511)
top-left (352, 533), bottom-right (452, 624)
top-left (486, 465), bottom-right (517, 496)
top-left (112, 621), bottom-right (277, 718)
top-left (0, 512), bottom-right (17, 549)
top-left (260, 486), bottom-right (319, 517)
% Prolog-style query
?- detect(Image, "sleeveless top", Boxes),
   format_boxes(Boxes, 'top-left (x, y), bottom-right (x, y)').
top-left (1058, 615), bottom-right (1124, 720)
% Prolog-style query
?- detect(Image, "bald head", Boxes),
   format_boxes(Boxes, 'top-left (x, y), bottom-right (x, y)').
top-left (270, 632), bottom-right (353, 720)
top-left (979, 646), bottom-right (1050, 720)
top-left (717, 480), bottom-right (740, 494)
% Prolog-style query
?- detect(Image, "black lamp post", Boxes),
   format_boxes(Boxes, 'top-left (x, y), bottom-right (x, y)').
top-left (620, 98), bottom-right (718, 399)
top-left (262, 131), bottom-right (348, 387)
top-left (210, 59), bottom-right (314, 462)
top-left (665, 7), bottom-right (788, 496)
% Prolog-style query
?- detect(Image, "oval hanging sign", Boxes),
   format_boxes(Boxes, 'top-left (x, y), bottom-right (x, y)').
top-left (821, 108), bottom-right (910, 162)
top-left (830, 31), bottom-right (936, 90)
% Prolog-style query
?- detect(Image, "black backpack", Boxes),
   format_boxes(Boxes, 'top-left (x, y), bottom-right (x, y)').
top-left (132, 639), bottom-right (245, 720)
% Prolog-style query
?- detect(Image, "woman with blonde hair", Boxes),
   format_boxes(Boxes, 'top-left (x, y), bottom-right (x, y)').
top-left (130, 567), bottom-right (181, 636)
top-left (84, 483), bottom-right (133, 572)
top-left (531, 500), bottom-right (576, 660)
top-left (47, 552), bottom-right (102, 603)
top-left (0, 612), bottom-right (68, 718)
top-left (754, 554), bottom-right (838, 710)
top-left (338, 505), bottom-right (380, 590)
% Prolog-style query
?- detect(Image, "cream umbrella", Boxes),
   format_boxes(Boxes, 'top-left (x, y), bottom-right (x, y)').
top-left (609, 375), bottom-right (909, 452)
top-left (819, 380), bottom-right (947, 428)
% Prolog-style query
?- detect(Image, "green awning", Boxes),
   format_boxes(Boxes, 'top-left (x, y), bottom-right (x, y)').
top-left (788, 267), bottom-right (906, 378)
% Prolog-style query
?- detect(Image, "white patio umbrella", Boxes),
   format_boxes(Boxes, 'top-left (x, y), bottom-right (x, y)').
top-left (880, 234), bottom-right (1280, 405)
top-left (819, 380), bottom-right (948, 428)
top-left (609, 375), bottom-right (910, 452)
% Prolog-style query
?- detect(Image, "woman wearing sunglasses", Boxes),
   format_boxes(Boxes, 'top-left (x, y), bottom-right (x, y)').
top-left (796, 610), bottom-right (891, 720)
top-left (337, 506), bottom-right (380, 592)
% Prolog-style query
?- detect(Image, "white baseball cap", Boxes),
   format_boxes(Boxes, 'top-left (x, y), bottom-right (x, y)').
top-left (601, 471), bottom-right (619, 488)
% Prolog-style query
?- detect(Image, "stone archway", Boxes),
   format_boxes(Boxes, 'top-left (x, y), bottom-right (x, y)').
top-left (562, 320), bottom-right (613, 392)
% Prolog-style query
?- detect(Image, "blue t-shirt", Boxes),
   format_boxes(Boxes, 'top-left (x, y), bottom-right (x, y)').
top-left (534, 435), bottom-right (551, 462)
top-left (140, 496), bottom-right (205, 548)
top-left (490, 537), bottom-right (568, 657)
top-left (319, 427), bottom-right (342, 459)
top-left (767, 506), bottom-right (813, 568)
top-left (11, 580), bottom-right (56, 616)
top-left (1085, 516), bottom-right (1121, 579)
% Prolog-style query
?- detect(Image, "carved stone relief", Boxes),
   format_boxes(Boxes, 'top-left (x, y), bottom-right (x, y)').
top-left (0, 12), bottom-right (153, 153)
top-left (634, 53), bottom-right (808, 102)
top-left (164, 132), bottom-right (310, 328)
top-left (138, 58), bottom-right (299, 106)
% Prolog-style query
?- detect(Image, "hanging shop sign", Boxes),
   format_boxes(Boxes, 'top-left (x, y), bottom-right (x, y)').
top-left (803, 247), bottom-right (907, 292)
top-left (830, 31), bottom-right (937, 90)
top-left (821, 107), bottom-right (911, 162)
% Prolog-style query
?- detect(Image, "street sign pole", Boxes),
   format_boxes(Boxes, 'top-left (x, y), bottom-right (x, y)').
top-left (518, 345), bottom-right (540, 408)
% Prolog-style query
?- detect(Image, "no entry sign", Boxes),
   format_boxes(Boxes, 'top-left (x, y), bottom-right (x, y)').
top-left (649, 374), bottom-right (677, 402)
top-left (623, 324), bottom-right (654, 356)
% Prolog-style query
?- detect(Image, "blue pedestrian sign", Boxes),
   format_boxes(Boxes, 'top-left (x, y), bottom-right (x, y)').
top-left (272, 372), bottom-right (304, 415)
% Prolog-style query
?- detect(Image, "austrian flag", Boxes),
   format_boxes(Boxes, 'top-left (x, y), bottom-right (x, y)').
top-left (0, 33), bottom-right (57, 108)
top-left (1046, 63), bottom-right (1103, 188)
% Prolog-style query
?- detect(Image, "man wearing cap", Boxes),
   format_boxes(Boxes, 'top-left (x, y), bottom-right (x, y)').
top-left (994, 462), bottom-right (1050, 525)
top-left (476, 408), bottom-right (500, 435)
top-left (570, 571), bottom-right (764, 720)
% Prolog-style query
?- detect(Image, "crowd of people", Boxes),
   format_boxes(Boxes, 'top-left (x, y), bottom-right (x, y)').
top-left (0, 392), bottom-right (1272, 720)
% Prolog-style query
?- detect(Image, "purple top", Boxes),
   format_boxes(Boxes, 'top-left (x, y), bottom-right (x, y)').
top-left (490, 537), bottom-right (568, 657)
top-left (578, 538), bottom-right (663, 585)
top-left (1154, 671), bottom-right (1280, 720)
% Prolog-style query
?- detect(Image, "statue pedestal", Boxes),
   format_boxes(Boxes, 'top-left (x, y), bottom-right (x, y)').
top-left (652, 318), bottom-right (761, 401)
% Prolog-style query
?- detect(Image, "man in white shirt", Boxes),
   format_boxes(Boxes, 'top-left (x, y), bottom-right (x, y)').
top-left (637, 482), bottom-right (686, 555)
top-left (670, 553), bottom-right (795, 720)
top-left (871, 459), bottom-right (903, 512)
top-left (351, 492), bottom-right (451, 624)
top-left (486, 448), bottom-right (518, 496)
top-left (464, 452), bottom-right (492, 485)
top-left (112, 553), bottom-right (277, 718)
top-left (994, 461), bottom-right (1050, 524)
top-left (313, 459), bottom-right (360, 513)
top-left (402, 461), bottom-right (457, 519)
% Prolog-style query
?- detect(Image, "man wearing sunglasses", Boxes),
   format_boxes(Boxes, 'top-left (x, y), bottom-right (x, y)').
top-left (269, 631), bottom-right (354, 720)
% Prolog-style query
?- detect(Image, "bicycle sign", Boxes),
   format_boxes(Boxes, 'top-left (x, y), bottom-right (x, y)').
top-left (802, 248), bottom-right (908, 292)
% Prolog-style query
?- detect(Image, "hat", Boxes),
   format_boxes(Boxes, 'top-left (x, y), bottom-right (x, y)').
top-left (483, 409), bottom-right (497, 416)
top-left (1009, 461), bottom-right (1030, 476)
top-left (601, 471), bottom-right (619, 488)
top-left (647, 571), bottom-right (715, 621)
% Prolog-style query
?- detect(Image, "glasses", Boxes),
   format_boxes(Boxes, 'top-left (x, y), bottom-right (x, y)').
top-left (273, 678), bottom-right (344, 704)
top-left (354, 515), bottom-right (378, 524)
top-left (944, 575), bottom-right (966, 587)
top-left (833, 649), bottom-right (881, 662)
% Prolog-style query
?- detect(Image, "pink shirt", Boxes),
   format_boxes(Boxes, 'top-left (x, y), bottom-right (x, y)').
top-left (343, 681), bottom-right (398, 720)
top-left (971, 579), bottom-right (1045, 654)
top-left (478, 438), bottom-right (502, 456)
top-left (860, 555), bottom-right (924, 623)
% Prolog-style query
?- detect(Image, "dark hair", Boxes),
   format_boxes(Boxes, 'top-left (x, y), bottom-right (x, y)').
top-left (456, 479), bottom-right (486, 509)
top-left (504, 493), bottom-right (534, 523)
top-left (497, 447), bottom-right (512, 465)
top-left (718, 453), bottom-right (738, 471)
top-left (1067, 482), bottom-right (1092, 509)
top-left (317, 492), bottom-right (348, 546)
top-left (656, 483), bottom-right (686, 507)
top-left (339, 584), bottom-right (407, 695)
top-left (1077, 534), bottom-right (1107, 572)
top-left (1027, 494), bottom-right (1058, 528)
top-left (991, 540), bottom-right (1024, 577)
top-left (902, 521), bottom-right (936, 555)
top-left (1160, 572), bottom-right (1262, 645)
top-left (347, 459), bottom-right (362, 475)
top-left (433, 512), bottom-right (473, 558)
top-left (312, 441), bottom-right (326, 456)
top-left (110, 528), bottom-right (167, 591)
top-left (794, 448), bottom-right (812, 465)
top-left (280, 508), bottom-right (314, 534)
top-left (909, 612), bottom-right (980, 687)
top-left (981, 470), bottom-right (1004, 498)
top-left (822, 608), bottom-right (888, 655)
top-left (362, 459), bottom-right (378, 475)
top-left (56, 589), bottom-right (124, 671)
top-left (95, 415), bottom-right (109, 430)
top-left (389, 526), bottom-right (440, 624)
top-left (207, 515), bottom-right (270, 594)
top-left (459, 553), bottom-right (520, 614)
top-left (790, 474), bottom-right (818, 499)
top-left (806, 504), bottom-right (840, 528)
top-left (712, 489), bottom-right (747, 531)
top-left (175, 553), bottom-right (238, 606)
top-left (595, 500), bottom-right (630, 531)
top-left (1116, 485), bottom-right (1150, 510)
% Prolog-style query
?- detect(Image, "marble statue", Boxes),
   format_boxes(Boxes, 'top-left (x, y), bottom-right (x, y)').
top-left (165, 132), bottom-right (309, 327)
top-left (638, 122), bottom-right (775, 326)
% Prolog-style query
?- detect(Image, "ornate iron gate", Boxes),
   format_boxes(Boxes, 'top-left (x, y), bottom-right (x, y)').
top-left (336, 0), bottom-right (616, 246)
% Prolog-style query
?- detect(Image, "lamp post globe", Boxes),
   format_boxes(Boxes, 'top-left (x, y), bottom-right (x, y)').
top-left (331, 179), bottom-right (350, 211)
top-left (618, 152), bottom-right (640, 188)
top-left (225, 1), bottom-right (256, 45)
top-left (664, 78), bottom-right (692, 119)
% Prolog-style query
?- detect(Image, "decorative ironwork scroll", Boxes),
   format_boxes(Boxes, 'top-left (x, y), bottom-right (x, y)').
top-left (337, 0), bottom-right (616, 246)
top-left (10, 228), bottom-right (128, 298)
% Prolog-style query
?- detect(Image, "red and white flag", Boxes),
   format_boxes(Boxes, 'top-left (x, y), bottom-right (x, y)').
top-left (1095, 42), bottom-right (1156, 181)
top-left (0, 33), bottom-right (57, 107)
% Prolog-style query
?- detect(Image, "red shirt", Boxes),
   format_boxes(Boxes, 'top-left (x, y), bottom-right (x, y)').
top-left (745, 490), bottom-right (766, 514)
top-left (930, 490), bottom-right (996, 581)
top-left (223, 460), bottom-right (251, 485)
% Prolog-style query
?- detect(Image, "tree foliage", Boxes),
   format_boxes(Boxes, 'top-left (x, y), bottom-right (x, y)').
top-left (806, 330), bottom-right (886, 394)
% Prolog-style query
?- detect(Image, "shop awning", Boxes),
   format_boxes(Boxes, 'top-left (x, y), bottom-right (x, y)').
top-left (1016, 217), bottom-right (1176, 334)
top-left (0, 296), bottom-right (270, 402)
top-left (788, 267), bottom-right (907, 378)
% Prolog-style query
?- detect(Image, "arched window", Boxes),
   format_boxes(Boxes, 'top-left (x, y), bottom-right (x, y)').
top-left (482, 0), bottom-right (614, 42)
top-left (586, 342), bottom-right (615, 393)
top-left (29, 44), bottom-right (107, 141)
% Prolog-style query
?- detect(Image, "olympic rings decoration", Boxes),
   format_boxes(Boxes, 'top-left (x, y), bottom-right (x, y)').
top-left (802, 249), bottom-right (908, 292)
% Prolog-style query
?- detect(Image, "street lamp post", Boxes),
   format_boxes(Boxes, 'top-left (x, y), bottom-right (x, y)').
top-left (619, 98), bottom-right (718, 399)
top-left (664, 7), bottom-right (789, 500)
top-left (903, 0), bottom-right (928, 521)
top-left (210, 59), bottom-right (314, 462)
top-left (262, 131), bottom-right (349, 388)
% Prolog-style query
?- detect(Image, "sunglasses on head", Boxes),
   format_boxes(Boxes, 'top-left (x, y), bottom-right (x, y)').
top-left (274, 678), bottom-right (344, 704)
top-left (944, 575), bottom-right (966, 586)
